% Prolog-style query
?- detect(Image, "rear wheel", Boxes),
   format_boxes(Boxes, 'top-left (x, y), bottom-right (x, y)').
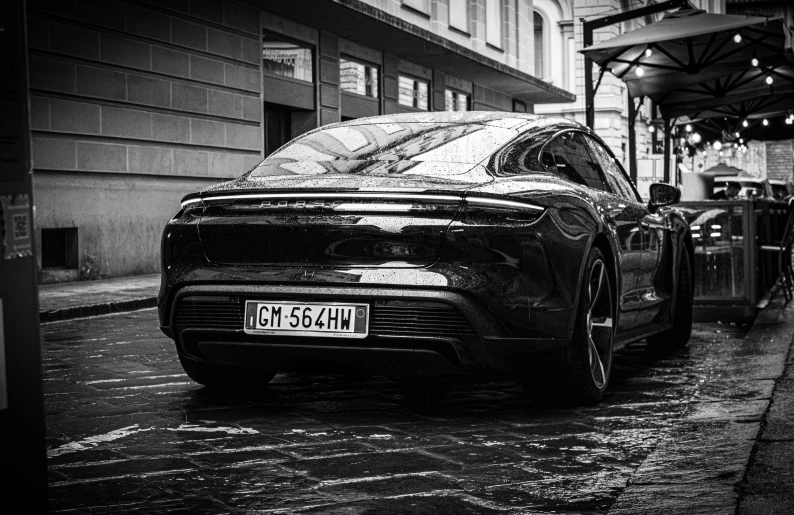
top-left (178, 355), bottom-right (277, 390)
top-left (647, 250), bottom-right (693, 352)
top-left (528, 247), bottom-right (614, 405)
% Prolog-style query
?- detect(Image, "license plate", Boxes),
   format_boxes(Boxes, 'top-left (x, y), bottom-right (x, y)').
top-left (243, 300), bottom-right (369, 338)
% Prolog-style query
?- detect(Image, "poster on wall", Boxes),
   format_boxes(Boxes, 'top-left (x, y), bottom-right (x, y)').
top-left (0, 194), bottom-right (33, 259)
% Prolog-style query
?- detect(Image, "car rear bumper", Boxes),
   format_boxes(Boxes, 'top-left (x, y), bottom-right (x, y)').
top-left (161, 284), bottom-right (566, 377)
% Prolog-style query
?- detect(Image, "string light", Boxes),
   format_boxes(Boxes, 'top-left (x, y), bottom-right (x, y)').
top-left (735, 132), bottom-right (740, 138)
top-left (648, 125), bottom-right (655, 133)
top-left (739, 138), bottom-right (744, 143)
top-left (685, 124), bottom-right (692, 132)
top-left (743, 120), bottom-right (749, 127)
top-left (763, 118), bottom-right (769, 126)
top-left (645, 48), bottom-right (652, 58)
top-left (636, 65), bottom-right (645, 77)
top-left (734, 33), bottom-right (742, 43)
top-left (751, 57), bottom-right (759, 67)
top-left (766, 75), bottom-right (774, 85)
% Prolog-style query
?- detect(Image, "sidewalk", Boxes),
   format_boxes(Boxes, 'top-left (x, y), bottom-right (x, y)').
top-left (38, 274), bottom-right (160, 323)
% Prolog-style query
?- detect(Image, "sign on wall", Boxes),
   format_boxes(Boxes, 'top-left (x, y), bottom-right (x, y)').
top-left (0, 194), bottom-right (32, 259)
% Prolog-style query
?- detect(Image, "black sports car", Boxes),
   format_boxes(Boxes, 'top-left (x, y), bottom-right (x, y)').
top-left (159, 112), bottom-right (693, 404)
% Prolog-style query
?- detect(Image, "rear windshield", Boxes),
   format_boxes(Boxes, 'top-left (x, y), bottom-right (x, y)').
top-left (249, 122), bottom-right (518, 178)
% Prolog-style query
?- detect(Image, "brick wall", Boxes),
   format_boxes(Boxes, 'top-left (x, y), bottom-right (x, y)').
top-left (766, 141), bottom-right (794, 181)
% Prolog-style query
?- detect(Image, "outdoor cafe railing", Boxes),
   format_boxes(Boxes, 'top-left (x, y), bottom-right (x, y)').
top-left (677, 199), bottom-right (792, 321)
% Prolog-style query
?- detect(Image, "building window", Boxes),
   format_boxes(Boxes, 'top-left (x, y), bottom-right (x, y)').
top-left (485, 0), bottom-right (502, 48)
top-left (445, 89), bottom-right (470, 111)
top-left (402, 0), bottom-right (430, 15)
top-left (534, 11), bottom-right (544, 79)
top-left (340, 58), bottom-right (379, 98)
top-left (399, 75), bottom-right (430, 110)
top-left (262, 34), bottom-right (313, 83)
top-left (449, 0), bottom-right (469, 32)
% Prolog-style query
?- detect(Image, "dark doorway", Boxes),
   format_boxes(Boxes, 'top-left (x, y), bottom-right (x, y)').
top-left (264, 103), bottom-right (292, 157)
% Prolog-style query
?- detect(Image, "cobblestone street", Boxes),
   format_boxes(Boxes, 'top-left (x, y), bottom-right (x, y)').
top-left (42, 306), bottom-right (791, 514)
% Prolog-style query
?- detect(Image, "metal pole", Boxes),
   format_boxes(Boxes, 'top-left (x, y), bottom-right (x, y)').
top-left (584, 26), bottom-right (594, 129)
top-left (0, 0), bottom-right (48, 508)
top-left (663, 117), bottom-right (672, 183)
top-left (628, 95), bottom-right (637, 183)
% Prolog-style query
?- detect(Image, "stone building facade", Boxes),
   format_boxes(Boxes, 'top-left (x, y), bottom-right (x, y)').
top-left (28, 0), bottom-right (572, 282)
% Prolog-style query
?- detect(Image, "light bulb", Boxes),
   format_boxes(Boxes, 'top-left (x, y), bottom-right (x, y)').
top-left (743, 120), bottom-right (749, 127)
top-left (734, 143), bottom-right (738, 148)
top-left (645, 48), bottom-right (652, 58)
top-left (766, 75), bottom-right (773, 85)
top-left (763, 118), bottom-right (769, 126)
top-left (685, 124), bottom-right (692, 132)
top-left (735, 132), bottom-right (740, 138)
top-left (712, 141), bottom-right (722, 151)
top-left (752, 57), bottom-right (759, 67)
top-left (691, 132), bottom-right (701, 144)
top-left (702, 151), bottom-right (707, 156)
top-left (734, 34), bottom-right (742, 43)
top-left (719, 150), bottom-right (723, 156)
top-left (648, 125), bottom-right (655, 133)
top-left (739, 138), bottom-right (744, 143)
top-left (636, 65), bottom-right (644, 77)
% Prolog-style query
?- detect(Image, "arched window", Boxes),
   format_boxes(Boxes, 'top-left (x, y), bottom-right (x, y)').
top-left (534, 11), bottom-right (544, 78)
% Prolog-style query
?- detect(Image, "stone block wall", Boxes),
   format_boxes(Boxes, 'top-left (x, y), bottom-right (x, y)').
top-left (27, 0), bottom-right (264, 279)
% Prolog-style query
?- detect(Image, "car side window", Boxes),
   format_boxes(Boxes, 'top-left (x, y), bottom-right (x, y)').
top-left (584, 135), bottom-right (641, 202)
top-left (544, 132), bottom-right (607, 191)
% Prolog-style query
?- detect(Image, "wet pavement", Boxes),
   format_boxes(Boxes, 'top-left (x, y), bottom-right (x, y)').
top-left (41, 300), bottom-right (793, 514)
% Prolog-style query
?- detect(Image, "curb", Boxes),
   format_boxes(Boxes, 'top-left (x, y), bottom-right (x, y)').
top-left (40, 297), bottom-right (158, 323)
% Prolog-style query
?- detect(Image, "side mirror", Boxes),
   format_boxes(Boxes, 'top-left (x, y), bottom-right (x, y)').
top-left (649, 183), bottom-right (680, 210)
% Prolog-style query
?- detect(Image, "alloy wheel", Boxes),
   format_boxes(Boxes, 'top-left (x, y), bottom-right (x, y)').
top-left (586, 259), bottom-right (613, 389)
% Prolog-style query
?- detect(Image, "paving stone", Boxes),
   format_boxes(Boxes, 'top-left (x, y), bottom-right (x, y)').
top-left (39, 304), bottom-right (794, 513)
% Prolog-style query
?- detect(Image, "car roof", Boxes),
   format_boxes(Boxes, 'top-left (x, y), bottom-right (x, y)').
top-left (319, 111), bottom-right (583, 134)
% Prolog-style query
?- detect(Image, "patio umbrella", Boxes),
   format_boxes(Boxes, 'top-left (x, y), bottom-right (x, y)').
top-left (659, 87), bottom-right (794, 120)
top-left (581, 8), bottom-right (794, 100)
top-left (703, 163), bottom-right (744, 176)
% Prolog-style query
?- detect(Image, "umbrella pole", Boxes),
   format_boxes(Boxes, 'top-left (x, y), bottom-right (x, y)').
top-left (628, 96), bottom-right (637, 184)
top-left (663, 117), bottom-right (672, 184)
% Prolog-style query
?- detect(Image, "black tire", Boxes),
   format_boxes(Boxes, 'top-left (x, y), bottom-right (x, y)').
top-left (646, 250), bottom-right (693, 352)
top-left (527, 247), bottom-right (615, 405)
top-left (178, 355), bottom-right (277, 390)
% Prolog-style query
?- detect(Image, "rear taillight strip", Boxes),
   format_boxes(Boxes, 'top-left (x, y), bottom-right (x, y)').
top-left (182, 192), bottom-right (461, 209)
top-left (465, 196), bottom-right (545, 212)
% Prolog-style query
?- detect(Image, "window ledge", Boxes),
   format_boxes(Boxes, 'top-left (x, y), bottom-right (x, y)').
top-left (449, 26), bottom-right (471, 37)
top-left (486, 42), bottom-right (504, 53)
top-left (401, 4), bottom-right (431, 19)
